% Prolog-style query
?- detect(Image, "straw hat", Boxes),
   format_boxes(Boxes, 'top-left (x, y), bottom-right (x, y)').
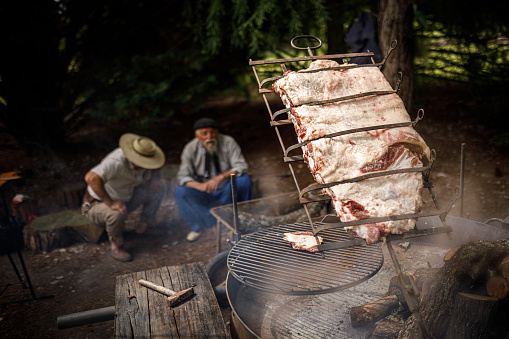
top-left (119, 133), bottom-right (165, 169)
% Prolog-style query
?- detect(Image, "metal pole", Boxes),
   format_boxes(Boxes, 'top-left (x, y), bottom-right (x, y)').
top-left (460, 143), bottom-right (466, 218)
top-left (230, 174), bottom-right (241, 243)
top-left (57, 306), bottom-right (115, 329)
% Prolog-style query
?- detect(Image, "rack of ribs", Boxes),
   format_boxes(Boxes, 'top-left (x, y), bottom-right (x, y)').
top-left (273, 60), bottom-right (431, 244)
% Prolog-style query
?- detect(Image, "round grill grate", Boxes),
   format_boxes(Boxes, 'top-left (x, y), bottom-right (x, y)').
top-left (227, 222), bottom-right (384, 295)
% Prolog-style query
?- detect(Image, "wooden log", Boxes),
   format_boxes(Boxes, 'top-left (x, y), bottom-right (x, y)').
top-left (398, 239), bottom-right (509, 338)
top-left (445, 292), bottom-right (498, 339)
top-left (486, 275), bottom-right (509, 299)
top-left (371, 314), bottom-right (406, 338)
top-left (388, 267), bottom-right (439, 311)
top-left (350, 294), bottom-right (400, 327)
top-left (500, 256), bottom-right (509, 281)
top-left (23, 210), bottom-right (103, 253)
top-left (443, 246), bottom-right (459, 262)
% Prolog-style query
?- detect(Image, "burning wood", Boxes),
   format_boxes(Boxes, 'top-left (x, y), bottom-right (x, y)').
top-left (350, 294), bottom-right (401, 327)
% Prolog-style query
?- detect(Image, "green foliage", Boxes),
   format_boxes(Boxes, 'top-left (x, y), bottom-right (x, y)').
top-left (1, 0), bottom-right (507, 151)
top-left (413, 1), bottom-right (509, 145)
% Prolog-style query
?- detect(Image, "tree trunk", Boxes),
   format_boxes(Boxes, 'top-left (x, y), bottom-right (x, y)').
top-left (377, 0), bottom-right (414, 110)
top-left (326, 1), bottom-right (348, 55)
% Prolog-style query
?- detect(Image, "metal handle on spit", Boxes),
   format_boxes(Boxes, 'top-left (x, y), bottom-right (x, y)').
top-left (291, 35), bottom-right (322, 56)
top-left (230, 173), bottom-right (241, 244)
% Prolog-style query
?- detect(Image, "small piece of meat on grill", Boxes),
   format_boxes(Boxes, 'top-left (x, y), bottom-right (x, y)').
top-left (273, 60), bottom-right (430, 244)
top-left (283, 231), bottom-right (323, 252)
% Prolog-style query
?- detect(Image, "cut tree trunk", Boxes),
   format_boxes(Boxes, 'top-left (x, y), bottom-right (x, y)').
top-left (350, 294), bottom-right (400, 327)
top-left (445, 292), bottom-right (498, 339)
top-left (398, 239), bottom-right (509, 339)
top-left (377, 0), bottom-right (414, 109)
top-left (23, 210), bottom-right (103, 253)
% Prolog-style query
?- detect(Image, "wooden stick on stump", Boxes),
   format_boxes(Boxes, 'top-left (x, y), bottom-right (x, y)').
top-left (350, 294), bottom-right (400, 327)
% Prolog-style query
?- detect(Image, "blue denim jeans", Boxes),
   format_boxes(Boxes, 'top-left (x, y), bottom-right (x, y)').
top-left (175, 174), bottom-right (254, 232)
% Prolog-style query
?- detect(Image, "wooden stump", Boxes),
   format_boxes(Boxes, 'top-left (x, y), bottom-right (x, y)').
top-left (445, 292), bottom-right (498, 339)
top-left (23, 210), bottom-right (103, 253)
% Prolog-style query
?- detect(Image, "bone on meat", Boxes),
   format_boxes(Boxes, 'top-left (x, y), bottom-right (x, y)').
top-left (283, 231), bottom-right (323, 252)
top-left (273, 60), bottom-right (430, 244)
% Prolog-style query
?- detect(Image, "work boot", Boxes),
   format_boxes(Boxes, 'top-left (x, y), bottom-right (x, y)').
top-left (110, 247), bottom-right (132, 262)
top-left (186, 231), bottom-right (200, 242)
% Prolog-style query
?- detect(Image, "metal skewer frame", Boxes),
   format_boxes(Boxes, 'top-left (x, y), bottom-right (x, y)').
top-left (249, 35), bottom-right (453, 250)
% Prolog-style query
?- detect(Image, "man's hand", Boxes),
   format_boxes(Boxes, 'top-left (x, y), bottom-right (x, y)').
top-left (185, 175), bottom-right (225, 193)
top-left (203, 175), bottom-right (224, 193)
top-left (110, 200), bottom-right (127, 215)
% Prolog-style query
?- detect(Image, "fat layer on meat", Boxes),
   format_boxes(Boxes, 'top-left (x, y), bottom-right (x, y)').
top-left (283, 231), bottom-right (323, 252)
top-left (273, 60), bottom-right (430, 244)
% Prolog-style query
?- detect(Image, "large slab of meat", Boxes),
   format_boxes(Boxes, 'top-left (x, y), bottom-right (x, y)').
top-left (273, 60), bottom-right (430, 244)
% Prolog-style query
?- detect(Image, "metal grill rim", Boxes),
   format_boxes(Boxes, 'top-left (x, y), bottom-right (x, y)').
top-left (227, 222), bottom-right (384, 295)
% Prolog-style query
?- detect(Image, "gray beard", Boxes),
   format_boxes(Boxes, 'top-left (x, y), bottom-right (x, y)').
top-left (205, 142), bottom-right (217, 155)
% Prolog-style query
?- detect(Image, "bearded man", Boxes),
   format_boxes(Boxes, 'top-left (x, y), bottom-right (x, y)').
top-left (175, 118), bottom-right (254, 242)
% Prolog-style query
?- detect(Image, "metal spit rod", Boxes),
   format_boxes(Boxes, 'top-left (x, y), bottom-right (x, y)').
top-left (460, 143), bottom-right (466, 218)
top-left (386, 241), bottom-right (432, 339)
top-left (230, 173), bottom-right (241, 244)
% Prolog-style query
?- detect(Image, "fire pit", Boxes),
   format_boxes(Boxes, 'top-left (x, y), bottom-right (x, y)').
top-left (222, 35), bottom-right (504, 338)
top-left (226, 215), bottom-right (509, 338)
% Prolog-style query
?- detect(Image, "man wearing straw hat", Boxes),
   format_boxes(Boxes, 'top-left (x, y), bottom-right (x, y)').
top-left (82, 133), bottom-right (166, 262)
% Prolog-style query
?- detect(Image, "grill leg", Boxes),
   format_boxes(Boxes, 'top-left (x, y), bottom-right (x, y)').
top-left (216, 220), bottom-right (221, 254)
top-left (7, 252), bottom-right (26, 289)
top-left (4, 250), bottom-right (37, 300)
top-left (15, 249), bottom-right (36, 299)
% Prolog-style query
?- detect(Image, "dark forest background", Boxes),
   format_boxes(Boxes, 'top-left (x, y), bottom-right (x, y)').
top-left (0, 0), bottom-right (508, 155)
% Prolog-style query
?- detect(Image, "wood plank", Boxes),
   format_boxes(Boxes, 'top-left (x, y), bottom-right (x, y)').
top-left (115, 262), bottom-right (230, 338)
top-left (169, 262), bottom-right (230, 338)
top-left (115, 271), bottom-right (151, 338)
top-left (145, 267), bottom-right (179, 338)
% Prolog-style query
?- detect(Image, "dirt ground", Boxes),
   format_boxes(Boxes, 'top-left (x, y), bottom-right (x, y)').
top-left (1, 84), bottom-right (508, 338)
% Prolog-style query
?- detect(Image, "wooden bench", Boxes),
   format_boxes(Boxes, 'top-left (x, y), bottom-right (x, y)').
top-left (115, 262), bottom-right (231, 338)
